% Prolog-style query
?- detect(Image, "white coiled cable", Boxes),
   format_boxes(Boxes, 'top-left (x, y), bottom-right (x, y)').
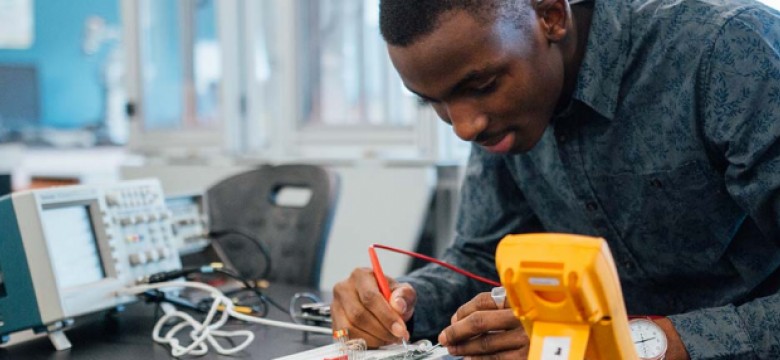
top-left (123, 281), bottom-right (331, 357)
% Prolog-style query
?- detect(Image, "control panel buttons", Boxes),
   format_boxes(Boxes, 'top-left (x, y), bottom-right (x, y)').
top-left (105, 183), bottom-right (182, 276)
top-left (158, 247), bottom-right (172, 259)
top-left (145, 249), bottom-right (160, 262)
top-left (129, 253), bottom-right (148, 266)
top-left (105, 193), bottom-right (121, 206)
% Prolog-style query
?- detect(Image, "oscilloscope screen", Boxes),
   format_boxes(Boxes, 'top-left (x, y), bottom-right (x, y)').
top-left (41, 204), bottom-right (106, 289)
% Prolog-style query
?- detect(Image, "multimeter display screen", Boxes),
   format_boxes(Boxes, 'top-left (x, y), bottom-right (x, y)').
top-left (41, 204), bottom-right (106, 289)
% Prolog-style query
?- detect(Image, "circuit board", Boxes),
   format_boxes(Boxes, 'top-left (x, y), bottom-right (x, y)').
top-left (364, 347), bottom-right (438, 360)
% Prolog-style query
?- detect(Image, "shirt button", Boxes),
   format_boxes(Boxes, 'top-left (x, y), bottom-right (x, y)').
top-left (650, 178), bottom-right (663, 188)
top-left (558, 135), bottom-right (567, 143)
top-left (585, 202), bottom-right (598, 211)
top-left (622, 261), bottom-right (633, 269)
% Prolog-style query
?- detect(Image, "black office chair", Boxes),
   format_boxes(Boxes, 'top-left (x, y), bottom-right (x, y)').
top-left (205, 164), bottom-right (339, 288)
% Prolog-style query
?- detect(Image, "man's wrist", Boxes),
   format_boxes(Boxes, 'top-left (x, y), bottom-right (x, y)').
top-left (654, 317), bottom-right (690, 360)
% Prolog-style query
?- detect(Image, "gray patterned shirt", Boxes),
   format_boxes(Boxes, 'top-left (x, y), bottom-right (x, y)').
top-left (400, 0), bottom-right (780, 358)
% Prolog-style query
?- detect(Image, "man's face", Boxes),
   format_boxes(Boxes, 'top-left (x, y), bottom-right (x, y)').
top-left (388, 9), bottom-right (565, 154)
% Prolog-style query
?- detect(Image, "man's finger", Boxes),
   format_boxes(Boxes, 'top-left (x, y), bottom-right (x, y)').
top-left (331, 270), bottom-right (402, 345)
top-left (353, 269), bottom-right (409, 338)
top-left (330, 295), bottom-right (393, 345)
top-left (453, 292), bottom-right (504, 323)
top-left (439, 309), bottom-right (521, 345)
top-left (446, 327), bottom-right (529, 356)
top-left (330, 301), bottom-right (390, 348)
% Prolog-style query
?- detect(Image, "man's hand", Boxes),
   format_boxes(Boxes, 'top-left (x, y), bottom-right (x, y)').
top-left (438, 292), bottom-right (529, 359)
top-left (654, 317), bottom-right (690, 360)
top-left (331, 268), bottom-right (416, 348)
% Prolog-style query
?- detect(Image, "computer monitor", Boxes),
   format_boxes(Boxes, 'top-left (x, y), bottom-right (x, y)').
top-left (0, 65), bottom-right (40, 131)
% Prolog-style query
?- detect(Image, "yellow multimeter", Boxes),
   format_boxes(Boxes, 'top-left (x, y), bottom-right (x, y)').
top-left (495, 233), bottom-right (639, 360)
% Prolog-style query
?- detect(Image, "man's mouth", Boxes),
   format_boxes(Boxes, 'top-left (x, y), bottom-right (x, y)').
top-left (479, 132), bottom-right (515, 154)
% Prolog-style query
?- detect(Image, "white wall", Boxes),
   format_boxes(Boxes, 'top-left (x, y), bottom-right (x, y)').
top-left (319, 164), bottom-right (434, 290)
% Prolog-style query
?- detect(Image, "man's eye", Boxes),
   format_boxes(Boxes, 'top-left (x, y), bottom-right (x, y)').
top-left (473, 79), bottom-right (498, 95)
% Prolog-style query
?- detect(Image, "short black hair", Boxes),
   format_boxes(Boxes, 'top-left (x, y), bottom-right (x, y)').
top-left (380, 0), bottom-right (523, 46)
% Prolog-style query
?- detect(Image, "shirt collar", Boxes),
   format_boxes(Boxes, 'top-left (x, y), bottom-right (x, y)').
top-left (571, 0), bottom-right (632, 120)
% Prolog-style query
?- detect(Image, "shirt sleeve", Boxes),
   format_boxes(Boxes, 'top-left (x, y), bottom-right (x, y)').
top-left (398, 144), bottom-right (544, 339)
top-left (669, 7), bottom-right (780, 360)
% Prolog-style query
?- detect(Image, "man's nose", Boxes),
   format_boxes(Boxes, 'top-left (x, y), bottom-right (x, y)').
top-left (445, 101), bottom-right (488, 142)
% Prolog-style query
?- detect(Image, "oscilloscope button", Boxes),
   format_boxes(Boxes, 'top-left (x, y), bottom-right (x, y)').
top-left (105, 193), bottom-right (121, 206)
top-left (129, 253), bottom-right (147, 266)
top-left (145, 249), bottom-right (160, 262)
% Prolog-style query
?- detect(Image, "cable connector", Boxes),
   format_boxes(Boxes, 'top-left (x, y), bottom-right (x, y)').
top-left (141, 264), bottom-right (222, 284)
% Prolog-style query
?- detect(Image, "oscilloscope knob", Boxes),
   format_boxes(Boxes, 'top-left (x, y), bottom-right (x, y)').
top-left (145, 249), bottom-right (160, 263)
top-left (105, 192), bottom-right (121, 206)
top-left (129, 253), bottom-right (148, 266)
top-left (158, 247), bottom-right (172, 259)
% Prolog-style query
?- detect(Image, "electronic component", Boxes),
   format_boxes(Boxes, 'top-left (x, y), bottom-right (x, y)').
top-left (275, 337), bottom-right (445, 360)
top-left (165, 193), bottom-right (209, 255)
top-left (363, 341), bottom-right (442, 360)
top-left (0, 179), bottom-right (182, 350)
top-left (296, 302), bottom-right (332, 325)
top-left (495, 233), bottom-right (638, 360)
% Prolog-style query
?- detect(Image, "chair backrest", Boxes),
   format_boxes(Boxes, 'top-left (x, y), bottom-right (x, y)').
top-left (205, 164), bottom-right (339, 288)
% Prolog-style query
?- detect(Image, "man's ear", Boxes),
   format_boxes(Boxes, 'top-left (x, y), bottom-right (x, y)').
top-left (535, 0), bottom-right (570, 43)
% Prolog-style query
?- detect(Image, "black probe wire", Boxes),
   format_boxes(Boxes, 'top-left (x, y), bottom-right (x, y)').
top-left (214, 268), bottom-right (289, 316)
top-left (144, 265), bottom-right (288, 318)
top-left (206, 228), bottom-right (289, 316)
top-left (142, 267), bottom-right (274, 318)
top-left (144, 226), bottom-right (289, 319)
top-left (208, 229), bottom-right (272, 280)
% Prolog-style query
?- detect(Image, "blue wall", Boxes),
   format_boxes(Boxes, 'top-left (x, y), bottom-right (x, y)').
top-left (0, 0), bottom-right (120, 128)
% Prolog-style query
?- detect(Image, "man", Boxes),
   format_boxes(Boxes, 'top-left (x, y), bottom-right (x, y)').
top-left (331, 0), bottom-right (780, 359)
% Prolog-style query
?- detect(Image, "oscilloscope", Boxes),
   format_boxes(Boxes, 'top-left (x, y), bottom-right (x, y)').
top-left (0, 179), bottom-right (182, 350)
